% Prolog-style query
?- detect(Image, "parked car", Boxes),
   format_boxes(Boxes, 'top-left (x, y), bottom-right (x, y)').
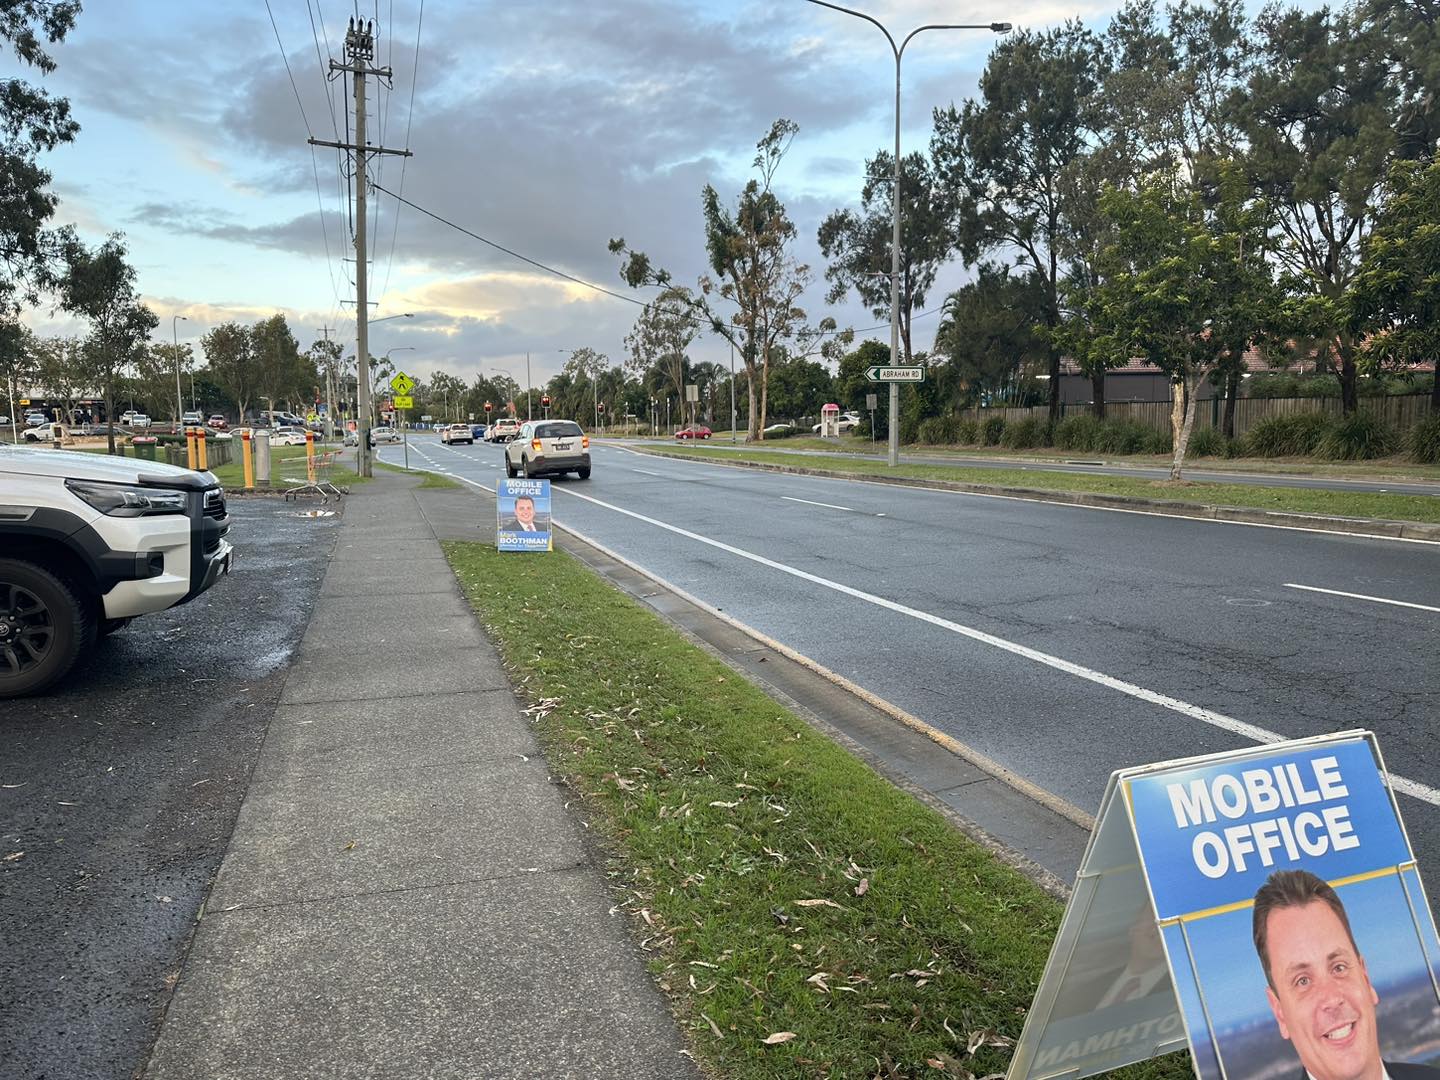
top-left (675, 425), bottom-right (712, 440)
top-left (0, 415), bottom-right (9, 426)
top-left (0, 446), bottom-right (232, 696)
top-left (181, 410), bottom-right (204, 426)
top-left (270, 426), bottom-right (310, 447)
top-left (21, 423), bottom-right (64, 443)
top-left (342, 429), bottom-right (360, 447)
top-left (487, 418), bottom-right (521, 443)
top-left (504, 419), bottom-right (590, 480)
top-left (440, 423), bottom-right (474, 446)
top-left (369, 426), bottom-right (402, 446)
top-left (812, 412), bottom-right (862, 434)
top-left (207, 414), bottom-right (229, 430)
top-left (25, 412), bottom-right (48, 427)
top-left (129, 414), bottom-right (151, 428)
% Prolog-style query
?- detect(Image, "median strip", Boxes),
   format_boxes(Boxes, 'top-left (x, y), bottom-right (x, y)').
top-left (641, 445), bottom-right (1440, 540)
top-left (440, 537), bottom-right (1188, 1079)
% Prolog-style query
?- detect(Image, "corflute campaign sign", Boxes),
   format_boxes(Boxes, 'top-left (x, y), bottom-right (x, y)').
top-left (496, 478), bottom-right (552, 552)
top-left (1009, 732), bottom-right (1440, 1080)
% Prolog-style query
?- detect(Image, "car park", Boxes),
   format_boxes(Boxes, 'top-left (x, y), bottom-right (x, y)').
top-left (504, 419), bottom-right (590, 480)
top-left (675, 425), bottom-right (712, 440)
top-left (440, 423), bottom-right (474, 445)
top-left (270, 426), bottom-right (310, 447)
top-left (0, 446), bottom-right (233, 696)
top-left (487, 417), bottom-right (521, 443)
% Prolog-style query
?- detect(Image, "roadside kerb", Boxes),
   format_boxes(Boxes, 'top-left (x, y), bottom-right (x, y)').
top-left (421, 473), bottom-right (1090, 893)
top-left (637, 447), bottom-right (1440, 542)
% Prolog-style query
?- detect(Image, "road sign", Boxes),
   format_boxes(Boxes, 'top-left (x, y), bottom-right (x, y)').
top-left (866, 393), bottom-right (878, 410)
top-left (864, 366), bottom-right (924, 383)
top-left (393, 394), bottom-right (414, 409)
top-left (390, 372), bottom-right (416, 396)
top-left (685, 384), bottom-right (699, 403)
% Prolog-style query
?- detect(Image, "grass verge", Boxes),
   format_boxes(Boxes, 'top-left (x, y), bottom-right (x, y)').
top-left (375, 460), bottom-right (461, 489)
top-left (442, 538), bottom-right (1189, 1080)
top-left (654, 445), bottom-right (1440, 525)
top-left (207, 444), bottom-right (367, 490)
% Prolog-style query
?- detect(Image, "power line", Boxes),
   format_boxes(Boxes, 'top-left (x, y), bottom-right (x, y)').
top-left (376, 0), bottom-right (422, 309)
top-left (366, 180), bottom-right (941, 340)
top-left (265, 0), bottom-right (345, 311)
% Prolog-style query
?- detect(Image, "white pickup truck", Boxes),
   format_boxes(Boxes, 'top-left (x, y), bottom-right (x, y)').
top-left (0, 447), bottom-right (234, 697)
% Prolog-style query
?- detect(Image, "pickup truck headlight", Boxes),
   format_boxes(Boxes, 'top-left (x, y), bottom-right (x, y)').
top-left (66, 479), bottom-right (188, 517)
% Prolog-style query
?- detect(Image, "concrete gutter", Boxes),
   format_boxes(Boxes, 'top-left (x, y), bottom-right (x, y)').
top-left (638, 448), bottom-right (1440, 543)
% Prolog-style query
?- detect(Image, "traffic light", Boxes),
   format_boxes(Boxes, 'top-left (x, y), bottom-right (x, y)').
top-left (541, 395), bottom-right (551, 408)
top-left (597, 402), bottom-right (605, 412)
top-left (484, 401), bottom-right (492, 413)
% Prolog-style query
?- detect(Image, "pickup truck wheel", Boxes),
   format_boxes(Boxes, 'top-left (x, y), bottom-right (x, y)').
top-left (0, 559), bottom-right (94, 698)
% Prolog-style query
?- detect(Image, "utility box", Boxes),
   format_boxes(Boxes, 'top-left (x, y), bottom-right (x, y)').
top-left (819, 402), bottom-right (841, 438)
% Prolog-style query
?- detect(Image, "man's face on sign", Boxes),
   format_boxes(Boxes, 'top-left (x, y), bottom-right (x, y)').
top-left (1264, 901), bottom-right (1382, 1080)
top-left (515, 496), bottom-right (536, 528)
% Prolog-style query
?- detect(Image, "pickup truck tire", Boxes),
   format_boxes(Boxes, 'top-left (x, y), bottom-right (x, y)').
top-left (0, 558), bottom-right (95, 699)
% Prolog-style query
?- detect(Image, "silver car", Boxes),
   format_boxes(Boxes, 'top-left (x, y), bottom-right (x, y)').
top-left (505, 419), bottom-right (590, 479)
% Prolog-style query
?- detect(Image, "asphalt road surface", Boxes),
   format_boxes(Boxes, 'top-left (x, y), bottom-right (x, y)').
top-left (629, 437), bottom-right (1440, 496)
top-left (380, 436), bottom-right (1440, 873)
top-left (0, 498), bottom-right (339, 1080)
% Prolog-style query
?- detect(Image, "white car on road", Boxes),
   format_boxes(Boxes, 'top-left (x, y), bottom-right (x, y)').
top-left (270, 427), bottom-right (310, 447)
top-left (440, 423), bottom-right (474, 446)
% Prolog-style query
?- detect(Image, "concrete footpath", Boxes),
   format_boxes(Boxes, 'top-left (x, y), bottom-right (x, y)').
top-left (144, 470), bottom-right (698, 1079)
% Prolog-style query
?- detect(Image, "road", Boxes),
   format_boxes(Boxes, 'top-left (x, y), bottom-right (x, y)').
top-left (627, 437), bottom-right (1440, 496)
top-left (0, 498), bottom-right (339, 1080)
top-left (379, 436), bottom-right (1440, 872)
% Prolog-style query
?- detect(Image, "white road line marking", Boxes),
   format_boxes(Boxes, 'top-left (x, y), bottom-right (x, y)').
top-left (781, 495), bottom-right (857, 512)
top-left (1283, 583), bottom-right (1440, 614)
top-left (636, 451), bottom-right (1440, 546)
top-left (551, 483), bottom-right (1440, 809)
top-left (632, 468), bottom-right (664, 477)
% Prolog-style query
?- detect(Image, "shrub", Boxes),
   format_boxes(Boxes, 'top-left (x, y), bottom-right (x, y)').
top-left (981, 415), bottom-right (1006, 445)
top-left (761, 425), bottom-right (798, 440)
top-left (1143, 428), bottom-right (1173, 455)
top-left (1296, 375), bottom-right (1343, 398)
top-left (1409, 414), bottom-right (1440, 464)
top-left (1000, 417), bottom-right (1049, 449)
top-left (1242, 413), bottom-right (1334, 457)
top-left (1094, 419), bottom-right (1159, 455)
top-left (916, 415), bottom-right (960, 445)
top-left (1317, 412), bottom-right (1399, 460)
top-left (1053, 414), bottom-right (1102, 452)
top-left (955, 418), bottom-right (979, 445)
top-left (1187, 426), bottom-right (1228, 457)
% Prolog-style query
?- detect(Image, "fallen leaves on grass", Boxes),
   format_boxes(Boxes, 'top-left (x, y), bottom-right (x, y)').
top-left (701, 1012), bottom-right (724, 1039)
top-left (794, 898), bottom-right (844, 910)
top-left (762, 1032), bottom-right (797, 1045)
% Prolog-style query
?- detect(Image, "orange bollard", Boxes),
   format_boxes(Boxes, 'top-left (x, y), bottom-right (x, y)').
top-left (242, 430), bottom-right (254, 490)
top-left (196, 427), bottom-right (208, 471)
top-left (185, 426), bottom-right (197, 469)
top-left (306, 431), bottom-right (316, 483)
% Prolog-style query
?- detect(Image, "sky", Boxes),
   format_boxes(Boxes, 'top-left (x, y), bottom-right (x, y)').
top-left (14, 0), bottom-right (1118, 391)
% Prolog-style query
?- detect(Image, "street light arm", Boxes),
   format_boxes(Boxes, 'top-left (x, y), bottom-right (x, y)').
top-left (899, 22), bottom-right (1011, 58)
top-left (803, 0), bottom-right (897, 57)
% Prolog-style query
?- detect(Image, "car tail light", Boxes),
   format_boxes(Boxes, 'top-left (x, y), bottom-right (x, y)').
top-left (581, 436), bottom-right (589, 449)
top-left (532, 438), bottom-right (543, 452)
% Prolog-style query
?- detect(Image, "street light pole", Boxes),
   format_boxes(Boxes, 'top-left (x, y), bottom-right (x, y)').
top-left (525, 352), bottom-right (532, 420)
top-left (729, 338), bottom-right (737, 444)
top-left (172, 314), bottom-right (188, 424)
top-left (805, 0), bottom-right (1008, 467)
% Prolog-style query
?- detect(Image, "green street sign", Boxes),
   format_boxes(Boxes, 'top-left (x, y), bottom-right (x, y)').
top-left (390, 372), bottom-right (417, 396)
top-left (864, 366), bottom-right (924, 383)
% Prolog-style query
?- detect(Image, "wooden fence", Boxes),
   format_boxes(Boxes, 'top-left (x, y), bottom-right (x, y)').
top-left (959, 394), bottom-right (1434, 437)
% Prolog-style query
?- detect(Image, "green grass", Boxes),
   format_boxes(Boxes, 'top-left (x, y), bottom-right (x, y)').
top-left (441, 539), bottom-right (1191, 1080)
top-left (375, 460), bottom-right (461, 489)
top-left (654, 445), bottom-right (1440, 525)
top-left (207, 444), bottom-right (368, 490)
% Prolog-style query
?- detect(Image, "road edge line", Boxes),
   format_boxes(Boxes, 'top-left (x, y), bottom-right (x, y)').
top-left (634, 448), bottom-right (1440, 546)
top-left (550, 518), bottom-right (1096, 833)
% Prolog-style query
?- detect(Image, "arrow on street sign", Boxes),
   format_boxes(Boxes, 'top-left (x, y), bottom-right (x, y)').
top-left (864, 365), bottom-right (924, 383)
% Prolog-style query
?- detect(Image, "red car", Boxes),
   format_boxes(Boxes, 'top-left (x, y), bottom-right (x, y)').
top-left (207, 414), bottom-right (229, 430)
top-left (675, 425), bottom-right (712, 440)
